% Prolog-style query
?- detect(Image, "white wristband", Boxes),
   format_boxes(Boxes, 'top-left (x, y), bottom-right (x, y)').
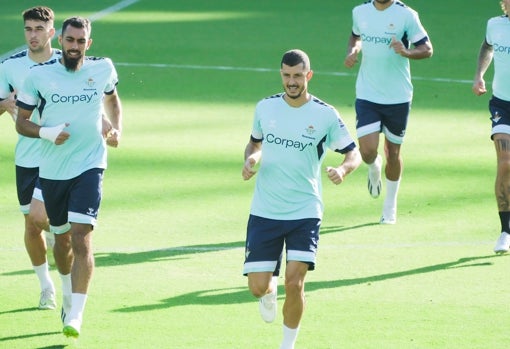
top-left (39, 123), bottom-right (67, 143)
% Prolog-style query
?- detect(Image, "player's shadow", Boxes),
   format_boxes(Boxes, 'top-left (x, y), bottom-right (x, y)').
top-left (1, 224), bottom-right (364, 276)
top-left (113, 254), bottom-right (501, 313)
top-left (0, 332), bottom-right (61, 344)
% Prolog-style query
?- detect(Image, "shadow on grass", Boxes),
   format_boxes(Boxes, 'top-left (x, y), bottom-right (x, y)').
top-left (1, 224), bottom-right (366, 275)
top-left (0, 307), bottom-right (37, 315)
top-left (0, 331), bottom-right (61, 343)
top-left (114, 254), bottom-right (503, 313)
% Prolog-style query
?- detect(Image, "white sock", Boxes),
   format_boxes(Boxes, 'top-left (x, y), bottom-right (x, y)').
top-left (68, 293), bottom-right (88, 324)
top-left (280, 325), bottom-right (299, 349)
top-left (33, 262), bottom-right (54, 291)
top-left (383, 178), bottom-right (400, 217)
top-left (59, 273), bottom-right (72, 297)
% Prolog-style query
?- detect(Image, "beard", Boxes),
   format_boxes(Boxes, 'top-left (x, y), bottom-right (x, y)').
top-left (62, 51), bottom-right (82, 71)
top-left (285, 85), bottom-right (304, 99)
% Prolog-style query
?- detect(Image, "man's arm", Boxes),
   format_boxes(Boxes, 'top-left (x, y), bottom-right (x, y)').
top-left (326, 146), bottom-right (362, 185)
top-left (0, 91), bottom-right (17, 120)
top-left (472, 39), bottom-right (493, 96)
top-left (344, 33), bottom-right (362, 68)
top-left (242, 138), bottom-right (262, 181)
top-left (391, 37), bottom-right (433, 59)
top-left (15, 105), bottom-right (69, 145)
top-left (103, 89), bottom-right (123, 147)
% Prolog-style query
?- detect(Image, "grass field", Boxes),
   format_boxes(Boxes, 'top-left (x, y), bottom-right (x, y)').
top-left (0, 1), bottom-right (508, 348)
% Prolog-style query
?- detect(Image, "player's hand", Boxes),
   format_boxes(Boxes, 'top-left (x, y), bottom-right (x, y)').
top-left (326, 166), bottom-right (345, 185)
top-left (242, 157), bottom-right (257, 180)
top-left (472, 79), bottom-right (487, 96)
top-left (344, 53), bottom-right (358, 68)
top-left (390, 36), bottom-right (408, 57)
top-left (106, 129), bottom-right (121, 147)
top-left (0, 91), bottom-right (17, 121)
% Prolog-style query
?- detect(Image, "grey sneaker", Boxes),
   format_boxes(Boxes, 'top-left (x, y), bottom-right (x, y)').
top-left (368, 155), bottom-right (382, 198)
top-left (494, 232), bottom-right (510, 254)
top-left (258, 277), bottom-right (277, 323)
top-left (39, 288), bottom-right (56, 310)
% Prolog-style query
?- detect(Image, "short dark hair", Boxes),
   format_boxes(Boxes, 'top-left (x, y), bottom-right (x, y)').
top-left (281, 49), bottom-right (311, 70)
top-left (22, 6), bottom-right (54, 23)
top-left (62, 16), bottom-right (91, 36)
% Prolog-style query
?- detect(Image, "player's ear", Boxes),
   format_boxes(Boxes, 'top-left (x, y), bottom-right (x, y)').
top-left (86, 38), bottom-right (93, 50)
top-left (306, 70), bottom-right (314, 81)
top-left (58, 35), bottom-right (62, 46)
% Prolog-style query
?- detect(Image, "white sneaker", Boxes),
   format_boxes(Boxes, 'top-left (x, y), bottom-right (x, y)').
top-left (63, 318), bottom-right (81, 338)
top-left (259, 277), bottom-right (277, 323)
top-left (494, 232), bottom-right (510, 254)
top-left (368, 155), bottom-right (382, 198)
top-left (39, 288), bottom-right (56, 310)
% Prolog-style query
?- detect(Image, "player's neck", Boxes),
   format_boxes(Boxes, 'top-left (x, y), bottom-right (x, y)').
top-left (28, 46), bottom-right (54, 64)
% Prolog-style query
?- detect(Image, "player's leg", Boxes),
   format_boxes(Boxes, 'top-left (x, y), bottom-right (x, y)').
top-left (280, 260), bottom-right (308, 349)
top-left (17, 166), bottom-right (56, 309)
top-left (280, 218), bottom-right (319, 349)
top-left (29, 186), bottom-right (54, 266)
top-left (40, 176), bottom-right (74, 324)
top-left (381, 139), bottom-right (402, 224)
top-left (63, 168), bottom-right (104, 338)
top-left (380, 102), bottom-right (410, 224)
top-left (493, 133), bottom-right (510, 253)
top-left (489, 97), bottom-right (510, 254)
top-left (355, 99), bottom-right (383, 199)
top-left (243, 215), bottom-right (284, 323)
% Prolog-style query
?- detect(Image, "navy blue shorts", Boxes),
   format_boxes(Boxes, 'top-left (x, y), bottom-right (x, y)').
top-left (15, 165), bottom-right (39, 214)
top-left (242, 215), bottom-right (321, 276)
top-left (355, 98), bottom-right (411, 144)
top-left (489, 96), bottom-right (510, 139)
top-left (40, 168), bottom-right (104, 234)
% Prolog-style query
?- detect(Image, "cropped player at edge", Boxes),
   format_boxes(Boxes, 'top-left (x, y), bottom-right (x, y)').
top-left (472, 0), bottom-right (510, 254)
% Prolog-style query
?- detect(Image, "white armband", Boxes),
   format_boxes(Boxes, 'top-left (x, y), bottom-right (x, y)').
top-left (39, 123), bottom-right (67, 143)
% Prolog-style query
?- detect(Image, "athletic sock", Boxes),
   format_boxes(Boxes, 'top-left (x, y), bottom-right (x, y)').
top-left (382, 178), bottom-right (400, 218)
top-left (68, 293), bottom-right (88, 324)
top-left (280, 325), bottom-right (299, 349)
top-left (33, 262), bottom-right (54, 291)
top-left (498, 211), bottom-right (510, 233)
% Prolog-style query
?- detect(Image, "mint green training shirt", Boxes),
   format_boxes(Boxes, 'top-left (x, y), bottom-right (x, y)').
top-left (352, 1), bottom-right (429, 104)
top-left (249, 94), bottom-right (356, 220)
top-left (17, 56), bottom-right (118, 180)
top-left (0, 49), bottom-right (60, 168)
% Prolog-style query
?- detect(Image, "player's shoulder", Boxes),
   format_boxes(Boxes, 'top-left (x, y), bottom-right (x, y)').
top-left (1, 49), bottom-right (28, 65)
top-left (310, 95), bottom-right (339, 115)
top-left (85, 56), bottom-right (114, 65)
top-left (488, 14), bottom-right (509, 26)
top-left (258, 93), bottom-right (284, 104)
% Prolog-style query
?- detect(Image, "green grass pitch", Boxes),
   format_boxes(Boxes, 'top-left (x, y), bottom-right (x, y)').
top-left (0, 1), bottom-right (507, 348)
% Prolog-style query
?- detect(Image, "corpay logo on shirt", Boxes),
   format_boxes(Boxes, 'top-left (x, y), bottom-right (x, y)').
top-left (265, 133), bottom-right (313, 151)
top-left (361, 34), bottom-right (392, 45)
top-left (51, 91), bottom-right (98, 104)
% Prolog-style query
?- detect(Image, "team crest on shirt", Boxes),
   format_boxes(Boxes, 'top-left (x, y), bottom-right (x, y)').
top-left (388, 23), bottom-right (395, 31)
top-left (86, 78), bottom-right (95, 88)
top-left (268, 120), bottom-right (277, 129)
top-left (305, 125), bottom-right (315, 135)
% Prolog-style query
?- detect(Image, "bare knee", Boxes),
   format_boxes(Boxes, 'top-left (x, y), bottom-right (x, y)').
top-left (248, 273), bottom-right (273, 298)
